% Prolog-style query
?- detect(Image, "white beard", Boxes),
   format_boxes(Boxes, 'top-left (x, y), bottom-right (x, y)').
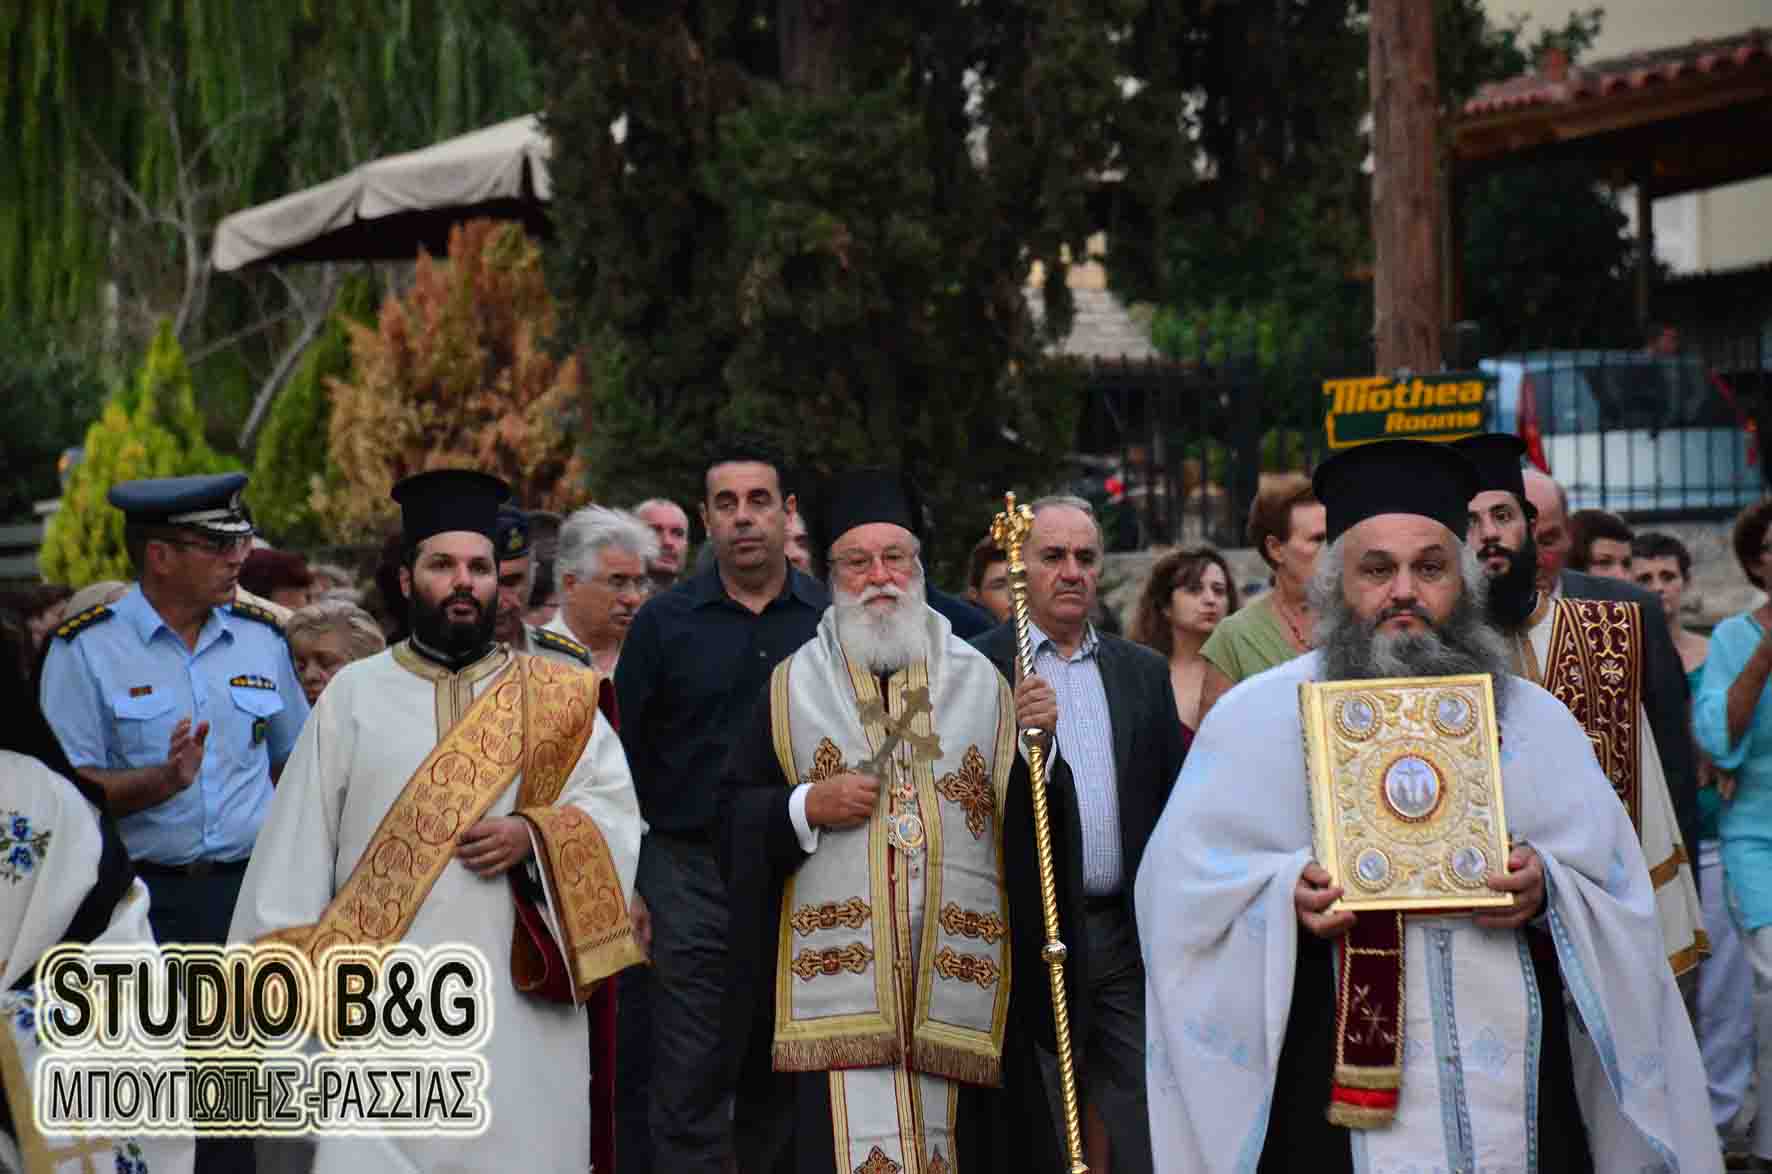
top-left (833, 573), bottom-right (930, 673)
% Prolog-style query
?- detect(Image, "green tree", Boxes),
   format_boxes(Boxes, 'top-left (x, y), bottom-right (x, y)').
top-left (1441, 7), bottom-right (1635, 349)
top-left (1122, 1), bottom-right (1624, 363)
top-left (1, 1), bottom-right (539, 457)
top-left (517, 1), bottom-right (1140, 570)
top-left (247, 277), bottom-right (378, 546)
top-left (0, 339), bottom-right (110, 521)
top-left (40, 323), bottom-right (240, 586)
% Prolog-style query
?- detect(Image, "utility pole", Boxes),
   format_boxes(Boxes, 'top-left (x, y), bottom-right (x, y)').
top-left (1369, 0), bottom-right (1444, 372)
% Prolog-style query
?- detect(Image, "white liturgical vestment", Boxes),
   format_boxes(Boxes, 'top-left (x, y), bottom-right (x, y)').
top-left (1136, 653), bottom-right (1720, 1174)
top-left (230, 645), bottom-right (644, 1174)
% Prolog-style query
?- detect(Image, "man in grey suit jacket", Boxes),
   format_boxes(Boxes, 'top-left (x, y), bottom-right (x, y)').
top-left (971, 495), bottom-right (1187, 1174)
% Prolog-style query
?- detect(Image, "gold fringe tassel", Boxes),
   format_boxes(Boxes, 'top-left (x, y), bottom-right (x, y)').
top-left (909, 1037), bottom-right (1004, 1088)
top-left (772, 1033), bottom-right (902, 1074)
top-left (1330, 1064), bottom-right (1403, 1091)
top-left (1326, 1102), bottom-right (1397, 1130)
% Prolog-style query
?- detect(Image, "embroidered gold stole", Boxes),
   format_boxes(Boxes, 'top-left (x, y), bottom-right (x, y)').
top-left (765, 628), bottom-right (1015, 1090)
top-left (262, 654), bottom-right (641, 998)
top-left (1540, 599), bottom-right (1643, 829)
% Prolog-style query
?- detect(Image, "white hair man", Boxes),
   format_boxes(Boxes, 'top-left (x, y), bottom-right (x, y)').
top-left (1138, 439), bottom-right (1717, 1173)
top-left (717, 468), bottom-right (1051, 1172)
top-left (551, 505), bottom-right (660, 674)
top-left (634, 497), bottom-right (691, 590)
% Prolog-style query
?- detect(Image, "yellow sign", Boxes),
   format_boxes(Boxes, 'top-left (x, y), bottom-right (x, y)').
top-left (1322, 373), bottom-right (1492, 449)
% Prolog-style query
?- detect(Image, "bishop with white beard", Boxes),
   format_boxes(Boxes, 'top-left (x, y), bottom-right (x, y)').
top-left (718, 470), bottom-right (1056, 1174)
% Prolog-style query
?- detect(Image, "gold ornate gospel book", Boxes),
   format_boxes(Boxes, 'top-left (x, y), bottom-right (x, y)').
top-left (1299, 674), bottom-right (1513, 914)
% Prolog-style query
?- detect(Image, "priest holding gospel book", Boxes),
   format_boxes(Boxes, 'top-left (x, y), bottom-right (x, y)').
top-left (1136, 439), bottom-right (1719, 1173)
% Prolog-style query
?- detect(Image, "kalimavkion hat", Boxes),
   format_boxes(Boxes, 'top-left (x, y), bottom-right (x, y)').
top-left (390, 470), bottom-right (510, 546)
top-left (108, 473), bottom-right (253, 535)
top-left (1450, 433), bottom-right (1528, 504)
top-left (812, 468), bottom-right (918, 557)
top-left (1310, 439), bottom-right (1481, 545)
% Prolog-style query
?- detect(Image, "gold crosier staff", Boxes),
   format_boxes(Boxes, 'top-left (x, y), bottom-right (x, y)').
top-left (991, 492), bottom-right (1087, 1174)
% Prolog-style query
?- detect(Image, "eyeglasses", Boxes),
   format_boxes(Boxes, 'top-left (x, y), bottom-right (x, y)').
top-left (830, 547), bottom-right (916, 577)
top-left (595, 574), bottom-right (651, 596)
top-left (163, 531), bottom-right (254, 557)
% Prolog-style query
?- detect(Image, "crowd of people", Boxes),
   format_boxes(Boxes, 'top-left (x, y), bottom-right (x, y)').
top-left (3, 430), bottom-right (1771, 1172)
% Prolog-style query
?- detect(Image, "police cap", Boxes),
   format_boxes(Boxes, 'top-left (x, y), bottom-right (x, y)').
top-left (108, 473), bottom-right (253, 535)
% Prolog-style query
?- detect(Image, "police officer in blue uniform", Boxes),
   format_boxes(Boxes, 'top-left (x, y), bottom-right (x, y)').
top-left (39, 472), bottom-right (309, 949)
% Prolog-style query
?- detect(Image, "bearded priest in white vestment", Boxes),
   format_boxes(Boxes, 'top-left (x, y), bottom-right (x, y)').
top-left (1137, 440), bottom-right (1719, 1174)
top-left (230, 470), bottom-right (647, 1174)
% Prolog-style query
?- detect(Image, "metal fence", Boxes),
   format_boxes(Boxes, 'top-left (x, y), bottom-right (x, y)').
top-left (1070, 330), bottom-right (1772, 550)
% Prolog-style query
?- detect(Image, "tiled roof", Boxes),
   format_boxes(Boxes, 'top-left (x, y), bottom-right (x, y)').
top-left (1461, 29), bottom-right (1771, 117)
top-left (1024, 287), bottom-right (1161, 362)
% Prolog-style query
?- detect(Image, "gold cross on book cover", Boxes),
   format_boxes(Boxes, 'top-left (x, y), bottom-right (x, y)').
top-left (1299, 674), bottom-right (1514, 914)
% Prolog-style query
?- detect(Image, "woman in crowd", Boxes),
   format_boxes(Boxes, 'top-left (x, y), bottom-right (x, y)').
top-left (1131, 546), bottom-right (1239, 731)
top-left (240, 547), bottom-right (315, 611)
top-left (1634, 531), bottom-right (1709, 672)
top-left (1695, 498), bottom-right (1772, 1167)
top-left (286, 597), bottom-right (387, 706)
top-left (1195, 473), bottom-right (1325, 722)
top-left (0, 585), bottom-right (72, 652)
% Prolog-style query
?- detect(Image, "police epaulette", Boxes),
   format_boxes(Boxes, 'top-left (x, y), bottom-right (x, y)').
top-left (54, 604), bottom-right (115, 641)
top-left (532, 627), bottom-right (593, 667)
top-left (229, 601), bottom-right (285, 633)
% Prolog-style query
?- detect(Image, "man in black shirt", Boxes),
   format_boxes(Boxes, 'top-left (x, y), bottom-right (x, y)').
top-left (615, 439), bottom-right (828, 1174)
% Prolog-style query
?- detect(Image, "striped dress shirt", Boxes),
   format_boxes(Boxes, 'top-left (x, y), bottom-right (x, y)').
top-left (1030, 621), bottom-right (1122, 896)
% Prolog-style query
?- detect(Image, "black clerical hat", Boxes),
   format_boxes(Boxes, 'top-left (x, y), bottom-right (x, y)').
top-left (108, 473), bottom-right (253, 535)
top-left (1311, 440), bottom-right (1480, 545)
top-left (390, 469), bottom-right (510, 546)
top-left (495, 504), bottom-right (532, 561)
top-left (1449, 433), bottom-right (1528, 504)
top-left (814, 468), bottom-right (917, 555)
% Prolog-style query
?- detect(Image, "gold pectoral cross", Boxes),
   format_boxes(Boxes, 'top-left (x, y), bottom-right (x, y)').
top-left (855, 687), bottom-right (943, 776)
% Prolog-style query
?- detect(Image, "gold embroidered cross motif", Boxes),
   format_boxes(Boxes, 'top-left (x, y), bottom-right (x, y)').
top-left (937, 745), bottom-right (993, 839)
top-left (855, 689), bottom-right (943, 772)
top-left (939, 902), bottom-right (1007, 944)
top-left (926, 1148), bottom-right (951, 1174)
top-left (790, 942), bottom-right (874, 981)
top-left (933, 946), bottom-right (1000, 988)
top-left (1346, 982), bottom-right (1398, 1047)
top-left (802, 738), bottom-right (849, 787)
top-left (789, 898), bottom-right (871, 936)
top-left (853, 1146), bottom-right (902, 1174)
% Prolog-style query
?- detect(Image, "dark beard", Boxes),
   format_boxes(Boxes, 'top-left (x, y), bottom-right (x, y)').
top-left (1317, 587), bottom-right (1513, 720)
top-left (409, 587), bottom-right (497, 667)
top-left (1479, 531), bottom-right (1539, 633)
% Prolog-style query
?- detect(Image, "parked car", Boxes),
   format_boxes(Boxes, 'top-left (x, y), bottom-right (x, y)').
top-left (1482, 350), bottom-right (1760, 516)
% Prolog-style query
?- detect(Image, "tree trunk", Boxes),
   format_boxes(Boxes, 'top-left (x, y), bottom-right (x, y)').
top-left (778, 0), bottom-right (848, 95)
top-left (1369, 0), bottom-right (1443, 372)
